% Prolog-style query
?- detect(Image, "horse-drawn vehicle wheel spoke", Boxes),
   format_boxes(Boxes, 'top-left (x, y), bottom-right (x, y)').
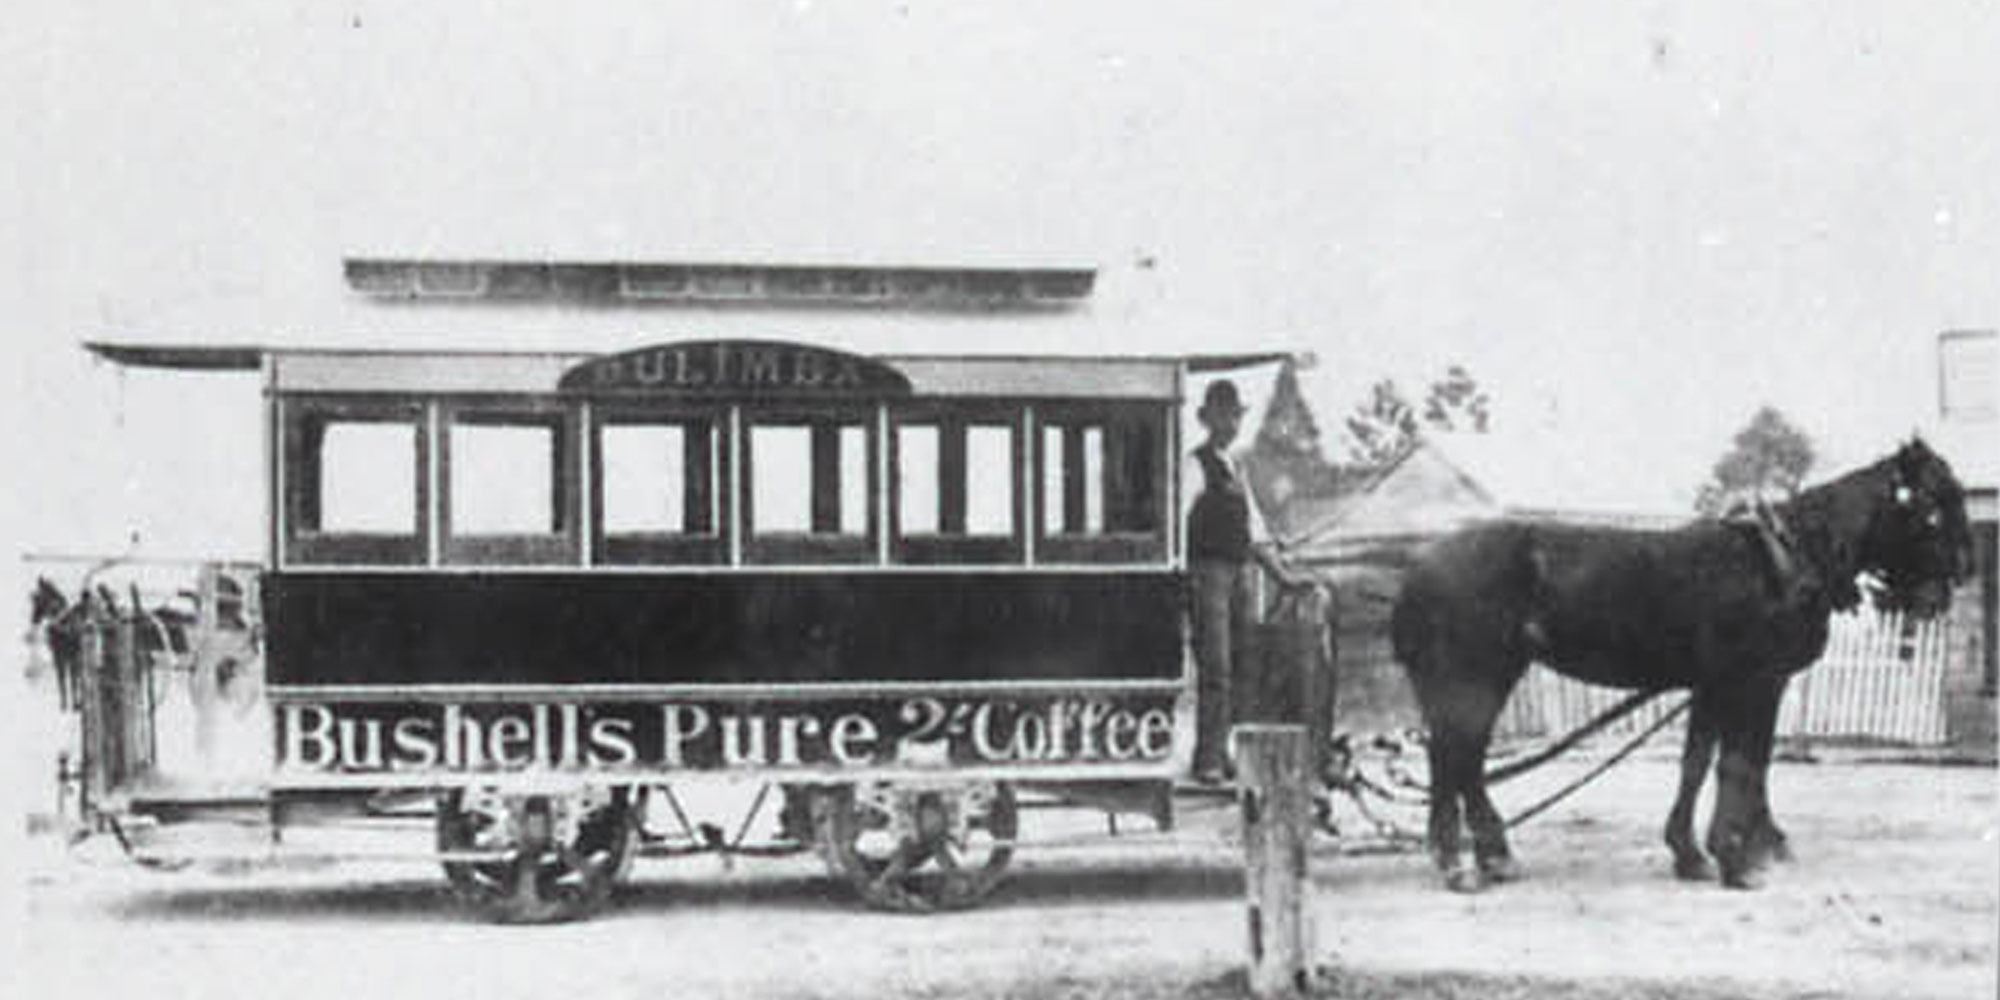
top-left (816, 782), bottom-right (1017, 913)
top-left (436, 789), bottom-right (633, 924)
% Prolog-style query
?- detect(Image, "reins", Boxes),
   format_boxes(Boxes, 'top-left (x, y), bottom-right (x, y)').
top-left (1484, 687), bottom-right (1667, 785)
top-left (1325, 686), bottom-right (1689, 838)
top-left (1502, 695), bottom-right (1691, 828)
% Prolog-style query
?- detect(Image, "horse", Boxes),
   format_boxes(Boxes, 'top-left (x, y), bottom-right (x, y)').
top-left (1390, 438), bottom-right (1973, 892)
top-left (30, 578), bottom-right (88, 709)
top-left (29, 576), bottom-right (209, 710)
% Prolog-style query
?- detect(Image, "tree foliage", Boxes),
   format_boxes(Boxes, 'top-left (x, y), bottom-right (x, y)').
top-left (1694, 406), bottom-right (1816, 516)
top-left (1423, 364), bottom-right (1492, 433)
top-left (1342, 380), bottom-right (1421, 467)
top-left (1341, 365), bottom-right (1491, 468)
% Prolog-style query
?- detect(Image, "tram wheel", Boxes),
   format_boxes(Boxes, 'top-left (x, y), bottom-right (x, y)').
top-left (436, 787), bottom-right (634, 924)
top-left (812, 781), bottom-right (1017, 913)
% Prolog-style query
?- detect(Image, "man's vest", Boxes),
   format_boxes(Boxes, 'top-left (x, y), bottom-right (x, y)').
top-left (1189, 445), bottom-right (1253, 563)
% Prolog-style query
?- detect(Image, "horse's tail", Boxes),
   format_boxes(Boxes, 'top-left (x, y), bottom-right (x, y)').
top-left (1389, 566), bottom-right (1433, 674)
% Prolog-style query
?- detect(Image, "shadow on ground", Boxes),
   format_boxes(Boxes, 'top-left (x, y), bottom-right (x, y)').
top-left (99, 862), bottom-right (1253, 924)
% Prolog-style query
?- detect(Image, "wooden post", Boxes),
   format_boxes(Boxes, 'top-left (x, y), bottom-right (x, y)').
top-left (1235, 724), bottom-right (1316, 997)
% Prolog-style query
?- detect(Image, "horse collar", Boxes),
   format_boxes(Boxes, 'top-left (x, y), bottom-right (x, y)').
top-left (1739, 501), bottom-right (1816, 605)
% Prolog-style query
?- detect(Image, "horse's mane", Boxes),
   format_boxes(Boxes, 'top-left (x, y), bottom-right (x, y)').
top-left (1776, 453), bottom-right (1895, 613)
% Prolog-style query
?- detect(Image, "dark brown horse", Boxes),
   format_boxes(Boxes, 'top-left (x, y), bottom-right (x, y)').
top-left (1391, 439), bottom-right (1973, 892)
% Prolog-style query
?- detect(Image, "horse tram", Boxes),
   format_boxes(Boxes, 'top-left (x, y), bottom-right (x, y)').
top-left (32, 338), bottom-right (1337, 922)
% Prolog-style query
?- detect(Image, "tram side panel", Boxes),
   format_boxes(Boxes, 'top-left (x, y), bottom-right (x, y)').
top-left (262, 570), bottom-right (1188, 780)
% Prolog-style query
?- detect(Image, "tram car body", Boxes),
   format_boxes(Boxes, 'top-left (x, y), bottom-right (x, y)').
top-left (59, 338), bottom-right (1322, 921)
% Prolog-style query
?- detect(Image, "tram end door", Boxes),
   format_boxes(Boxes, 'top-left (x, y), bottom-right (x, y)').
top-left (61, 563), bottom-right (270, 829)
top-left (179, 563), bottom-right (270, 781)
top-left (71, 586), bottom-right (157, 828)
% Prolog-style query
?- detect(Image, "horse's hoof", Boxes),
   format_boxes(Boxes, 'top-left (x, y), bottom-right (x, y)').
top-left (1767, 838), bottom-right (1796, 865)
top-left (1444, 866), bottom-right (1486, 894)
top-left (1478, 855), bottom-right (1522, 884)
top-left (1719, 864), bottom-right (1765, 891)
top-left (1673, 855), bottom-right (1715, 882)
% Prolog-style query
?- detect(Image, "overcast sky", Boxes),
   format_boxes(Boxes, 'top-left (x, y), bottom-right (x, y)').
top-left (5, 1), bottom-right (1997, 562)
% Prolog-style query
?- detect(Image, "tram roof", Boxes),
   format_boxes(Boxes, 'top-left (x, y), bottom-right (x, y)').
top-left (84, 342), bottom-right (1297, 400)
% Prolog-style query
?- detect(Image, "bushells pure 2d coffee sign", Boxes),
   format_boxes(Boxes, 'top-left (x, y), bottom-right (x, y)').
top-left (276, 694), bottom-right (1178, 775)
top-left (559, 340), bottom-right (912, 398)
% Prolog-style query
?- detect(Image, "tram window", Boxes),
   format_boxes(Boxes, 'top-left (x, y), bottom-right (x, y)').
top-left (839, 425), bottom-right (868, 535)
top-left (751, 426), bottom-right (815, 533)
top-left (1042, 425), bottom-right (1105, 535)
top-left (441, 408), bottom-right (579, 566)
top-left (899, 422), bottom-right (1016, 537)
top-left (898, 425), bottom-right (941, 535)
top-left (591, 410), bottom-right (725, 565)
top-left (600, 422), bottom-right (716, 535)
top-left (891, 410), bottom-right (1023, 564)
top-left (602, 425), bottom-right (685, 532)
top-left (1035, 406), bottom-right (1166, 562)
top-left (285, 401), bottom-right (428, 566)
top-left (745, 414), bottom-right (874, 561)
top-left (315, 422), bottom-right (419, 534)
top-left (965, 425), bottom-right (1015, 535)
top-left (448, 422), bottom-right (563, 535)
top-left (748, 422), bottom-right (864, 536)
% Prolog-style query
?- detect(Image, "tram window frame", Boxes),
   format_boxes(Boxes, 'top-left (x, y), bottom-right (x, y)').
top-left (741, 404), bottom-right (879, 565)
top-left (438, 401), bottom-right (581, 566)
top-left (890, 402), bottom-right (1026, 565)
top-left (589, 403), bottom-right (729, 566)
top-left (1033, 401), bottom-right (1170, 564)
top-left (281, 397), bottom-right (430, 566)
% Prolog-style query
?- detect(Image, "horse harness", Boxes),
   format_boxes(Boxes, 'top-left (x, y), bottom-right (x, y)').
top-left (1728, 499), bottom-right (1819, 606)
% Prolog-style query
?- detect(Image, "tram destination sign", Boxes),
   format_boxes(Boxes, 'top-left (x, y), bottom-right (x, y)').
top-left (558, 339), bottom-right (912, 398)
top-left (276, 692), bottom-right (1177, 775)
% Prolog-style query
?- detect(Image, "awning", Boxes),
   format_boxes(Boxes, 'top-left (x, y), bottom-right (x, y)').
top-left (84, 342), bottom-right (265, 371)
top-left (1183, 351), bottom-right (1309, 374)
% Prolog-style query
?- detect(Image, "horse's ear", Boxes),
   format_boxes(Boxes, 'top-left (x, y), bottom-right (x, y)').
top-left (1893, 435), bottom-right (1931, 475)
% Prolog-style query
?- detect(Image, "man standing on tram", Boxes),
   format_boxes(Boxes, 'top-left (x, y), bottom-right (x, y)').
top-left (1186, 379), bottom-right (1315, 785)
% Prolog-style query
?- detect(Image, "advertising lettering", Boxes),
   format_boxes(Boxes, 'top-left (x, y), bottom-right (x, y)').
top-left (277, 695), bottom-right (1177, 774)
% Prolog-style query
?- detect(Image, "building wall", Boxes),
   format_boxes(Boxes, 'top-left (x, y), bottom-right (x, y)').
top-left (1943, 501), bottom-right (1997, 758)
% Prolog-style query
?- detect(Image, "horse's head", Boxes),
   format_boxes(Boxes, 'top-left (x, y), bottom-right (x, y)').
top-left (31, 578), bottom-right (70, 627)
top-left (1857, 438), bottom-right (1973, 617)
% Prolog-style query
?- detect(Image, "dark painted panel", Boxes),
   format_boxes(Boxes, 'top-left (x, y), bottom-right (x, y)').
top-left (265, 572), bottom-right (1186, 687)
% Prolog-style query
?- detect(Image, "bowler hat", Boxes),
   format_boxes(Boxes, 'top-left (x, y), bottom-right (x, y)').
top-left (1199, 380), bottom-right (1247, 418)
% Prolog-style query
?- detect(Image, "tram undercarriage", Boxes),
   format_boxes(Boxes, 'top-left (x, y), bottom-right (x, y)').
top-left (86, 750), bottom-right (1185, 922)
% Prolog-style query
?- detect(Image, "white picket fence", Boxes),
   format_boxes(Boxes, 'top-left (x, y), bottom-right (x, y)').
top-left (1498, 608), bottom-right (1954, 746)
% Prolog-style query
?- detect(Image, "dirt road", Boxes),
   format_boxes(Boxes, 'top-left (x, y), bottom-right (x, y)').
top-left (15, 758), bottom-right (1996, 999)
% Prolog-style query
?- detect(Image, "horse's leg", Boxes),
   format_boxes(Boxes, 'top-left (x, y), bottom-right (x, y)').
top-left (1747, 674), bottom-right (1794, 864)
top-left (1743, 676), bottom-right (1791, 870)
top-left (1461, 663), bottom-right (1528, 885)
top-left (1664, 689), bottom-right (1719, 880)
top-left (1705, 675), bottom-right (1786, 890)
top-left (1422, 722), bottom-right (1469, 888)
top-left (1399, 612), bottom-right (1468, 890)
top-left (1422, 670), bottom-right (1517, 893)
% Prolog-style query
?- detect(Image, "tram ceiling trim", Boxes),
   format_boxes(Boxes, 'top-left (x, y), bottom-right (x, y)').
top-left (344, 259), bottom-right (1097, 309)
